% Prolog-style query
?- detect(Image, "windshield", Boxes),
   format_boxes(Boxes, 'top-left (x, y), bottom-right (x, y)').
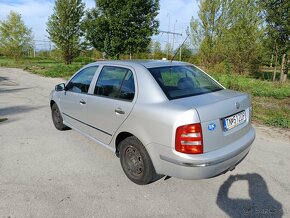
top-left (148, 65), bottom-right (223, 100)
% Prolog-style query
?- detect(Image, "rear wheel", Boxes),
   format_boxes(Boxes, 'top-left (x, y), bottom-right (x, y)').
top-left (119, 136), bottom-right (158, 185)
top-left (51, 103), bottom-right (69, 131)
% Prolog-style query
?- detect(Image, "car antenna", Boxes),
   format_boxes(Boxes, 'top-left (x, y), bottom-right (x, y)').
top-left (170, 33), bottom-right (190, 63)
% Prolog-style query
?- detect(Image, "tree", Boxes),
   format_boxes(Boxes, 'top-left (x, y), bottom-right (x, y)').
top-left (83, 0), bottom-right (159, 59)
top-left (190, 0), bottom-right (263, 73)
top-left (0, 11), bottom-right (33, 60)
top-left (189, 0), bottom-right (224, 66)
top-left (152, 41), bottom-right (164, 59)
top-left (260, 0), bottom-right (289, 82)
top-left (222, 0), bottom-right (263, 73)
top-left (179, 42), bottom-right (193, 61)
top-left (47, 0), bottom-right (85, 64)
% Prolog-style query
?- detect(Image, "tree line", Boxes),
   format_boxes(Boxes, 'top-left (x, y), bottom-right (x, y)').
top-left (46, 0), bottom-right (159, 63)
top-left (0, 0), bottom-right (288, 82)
top-left (190, 0), bottom-right (289, 82)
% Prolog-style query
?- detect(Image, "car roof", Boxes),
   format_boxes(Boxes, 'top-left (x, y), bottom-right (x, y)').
top-left (88, 60), bottom-right (190, 69)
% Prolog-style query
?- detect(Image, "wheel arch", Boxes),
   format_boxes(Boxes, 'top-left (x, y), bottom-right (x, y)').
top-left (115, 131), bottom-right (133, 157)
top-left (116, 131), bottom-right (162, 184)
top-left (50, 100), bottom-right (56, 108)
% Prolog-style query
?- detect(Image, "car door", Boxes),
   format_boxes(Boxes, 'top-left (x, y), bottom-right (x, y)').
top-left (86, 65), bottom-right (136, 145)
top-left (60, 66), bottom-right (98, 134)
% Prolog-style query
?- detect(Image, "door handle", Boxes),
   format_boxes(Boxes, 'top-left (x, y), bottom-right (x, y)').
top-left (115, 108), bottom-right (125, 115)
top-left (80, 100), bottom-right (86, 105)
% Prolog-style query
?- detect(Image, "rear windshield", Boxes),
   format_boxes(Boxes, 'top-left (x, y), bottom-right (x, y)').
top-left (148, 65), bottom-right (223, 100)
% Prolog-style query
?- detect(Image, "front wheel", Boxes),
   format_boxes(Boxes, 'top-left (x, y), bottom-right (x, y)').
top-left (119, 136), bottom-right (158, 185)
top-left (51, 103), bottom-right (70, 131)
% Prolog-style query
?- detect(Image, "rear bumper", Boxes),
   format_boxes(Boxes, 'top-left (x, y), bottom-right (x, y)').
top-left (146, 126), bottom-right (255, 180)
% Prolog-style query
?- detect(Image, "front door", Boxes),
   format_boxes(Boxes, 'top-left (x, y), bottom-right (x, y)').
top-left (60, 66), bottom-right (98, 134)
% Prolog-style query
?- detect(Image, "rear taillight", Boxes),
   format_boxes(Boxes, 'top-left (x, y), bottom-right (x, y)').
top-left (175, 123), bottom-right (203, 154)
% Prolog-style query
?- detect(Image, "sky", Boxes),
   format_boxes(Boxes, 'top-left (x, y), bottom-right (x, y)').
top-left (0, 0), bottom-right (199, 50)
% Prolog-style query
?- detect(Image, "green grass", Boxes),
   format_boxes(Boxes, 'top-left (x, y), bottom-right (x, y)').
top-left (0, 56), bottom-right (93, 79)
top-left (25, 64), bottom-right (82, 79)
top-left (210, 73), bottom-right (290, 128)
top-left (252, 97), bottom-right (290, 128)
top-left (1, 56), bottom-right (290, 128)
top-left (211, 73), bottom-right (290, 99)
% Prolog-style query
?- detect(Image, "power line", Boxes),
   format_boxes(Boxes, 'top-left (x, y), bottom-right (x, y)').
top-left (158, 30), bottom-right (183, 58)
top-left (158, 30), bottom-right (182, 37)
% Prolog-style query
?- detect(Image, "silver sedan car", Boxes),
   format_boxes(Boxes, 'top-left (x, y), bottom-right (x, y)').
top-left (50, 60), bottom-right (255, 185)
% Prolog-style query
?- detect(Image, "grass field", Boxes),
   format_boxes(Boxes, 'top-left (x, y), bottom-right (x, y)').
top-left (211, 73), bottom-right (290, 128)
top-left (0, 56), bottom-right (90, 79)
top-left (1, 56), bottom-right (289, 128)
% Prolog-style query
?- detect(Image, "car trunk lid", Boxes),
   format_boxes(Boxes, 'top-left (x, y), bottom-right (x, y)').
top-left (173, 89), bottom-right (252, 152)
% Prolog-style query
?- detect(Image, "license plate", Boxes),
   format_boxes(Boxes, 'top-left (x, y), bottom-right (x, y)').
top-left (223, 111), bottom-right (246, 131)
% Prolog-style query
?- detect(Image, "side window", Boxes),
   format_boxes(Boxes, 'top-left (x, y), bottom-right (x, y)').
top-left (66, 66), bottom-right (98, 93)
top-left (94, 66), bottom-right (135, 101)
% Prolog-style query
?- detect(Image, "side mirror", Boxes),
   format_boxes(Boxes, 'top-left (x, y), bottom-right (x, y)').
top-left (55, 83), bottom-right (66, 91)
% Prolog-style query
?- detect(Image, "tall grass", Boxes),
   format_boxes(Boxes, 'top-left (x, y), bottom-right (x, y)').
top-left (212, 73), bottom-right (290, 99)
top-left (0, 56), bottom-right (93, 79)
top-left (210, 73), bottom-right (290, 128)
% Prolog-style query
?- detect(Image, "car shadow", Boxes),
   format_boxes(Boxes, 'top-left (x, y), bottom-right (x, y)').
top-left (0, 87), bottom-right (32, 94)
top-left (0, 105), bottom-right (46, 117)
top-left (0, 76), bottom-right (18, 86)
top-left (0, 117), bottom-right (20, 125)
top-left (216, 173), bottom-right (283, 217)
top-left (0, 76), bottom-right (8, 81)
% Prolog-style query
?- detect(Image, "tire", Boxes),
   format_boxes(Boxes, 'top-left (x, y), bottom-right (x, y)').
top-left (51, 103), bottom-right (70, 131)
top-left (119, 136), bottom-right (158, 185)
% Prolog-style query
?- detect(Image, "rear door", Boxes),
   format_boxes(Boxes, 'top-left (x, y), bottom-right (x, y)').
top-left (60, 66), bottom-right (98, 134)
top-left (86, 66), bottom-right (136, 144)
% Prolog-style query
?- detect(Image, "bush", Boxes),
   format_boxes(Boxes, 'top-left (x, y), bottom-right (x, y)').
top-left (208, 61), bottom-right (233, 75)
top-left (74, 56), bottom-right (93, 64)
top-left (265, 116), bottom-right (290, 128)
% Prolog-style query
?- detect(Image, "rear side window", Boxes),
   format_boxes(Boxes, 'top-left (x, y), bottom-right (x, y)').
top-left (148, 65), bottom-right (223, 100)
top-left (94, 66), bottom-right (135, 101)
top-left (66, 66), bottom-right (98, 93)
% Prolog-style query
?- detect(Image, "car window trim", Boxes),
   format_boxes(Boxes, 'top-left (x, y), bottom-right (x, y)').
top-left (115, 69), bottom-right (131, 99)
top-left (66, 66), bottom-right (99, 94)
top-left (93, 65), bottom-right (135, 102)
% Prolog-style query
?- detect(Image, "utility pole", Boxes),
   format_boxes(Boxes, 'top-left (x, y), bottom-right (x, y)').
top-left (167, 13), bottom-right (170, 59)
top-left (49, 40), bottom-right (52, 57)
top-left (158, 30), bottom-right (182, 59)
top-left (172, 20), bottom-right (177, 56)
top-left (45, 35), bottom-right (52, 57)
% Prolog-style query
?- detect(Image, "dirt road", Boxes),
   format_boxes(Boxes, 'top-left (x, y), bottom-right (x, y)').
top-left (1, 68), bottom-right (290, 217)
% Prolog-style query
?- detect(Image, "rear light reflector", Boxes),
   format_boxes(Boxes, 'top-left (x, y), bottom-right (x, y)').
top-left (175, 123), bottom-right (203, 154)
